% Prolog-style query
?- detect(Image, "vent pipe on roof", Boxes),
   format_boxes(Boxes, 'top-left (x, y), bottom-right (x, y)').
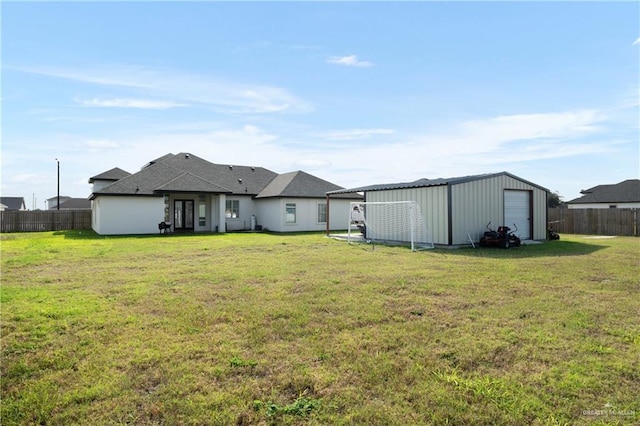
top-left (185, 154), bottom-right (190, 159)
top-left (229, 165), bottom-right (233, 170)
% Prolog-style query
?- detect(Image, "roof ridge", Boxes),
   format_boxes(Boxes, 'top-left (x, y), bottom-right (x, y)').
top-left (159, 171), bottom-right (225, 188)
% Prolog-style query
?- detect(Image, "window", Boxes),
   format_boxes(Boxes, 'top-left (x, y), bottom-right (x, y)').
top-left (317, 203), bottom-right (327, 223)
top-left (285, 203), bottom-right (296, 224)
top-left (199, 202), bottom-right (206, 226)
top-left (163, 194), bottom-right (170, 222)
top-left (226, 200), bottom-right (240, 219)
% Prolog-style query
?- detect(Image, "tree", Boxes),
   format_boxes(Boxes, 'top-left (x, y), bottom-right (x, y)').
top-left (548, 191), bottom-right (564, 208)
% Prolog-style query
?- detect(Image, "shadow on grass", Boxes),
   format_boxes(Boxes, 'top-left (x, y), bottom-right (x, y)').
top-left (51, 229), bottom-right (320, 240)
top-left (52, 230), bottom-right (222, 240)
top-left (440, 240), bottom-right (608, 259)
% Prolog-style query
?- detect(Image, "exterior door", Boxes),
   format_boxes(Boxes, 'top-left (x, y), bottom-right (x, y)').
top-left (504, 190), bottom-right (531, 239)
top-left (174, 200), bottom-right (194, 230)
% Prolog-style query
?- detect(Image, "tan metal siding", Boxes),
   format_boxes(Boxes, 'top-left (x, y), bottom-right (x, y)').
top-left (366, 186), bottom-right (449, 244)
top-left (451, 175), bottom-right (547, 244)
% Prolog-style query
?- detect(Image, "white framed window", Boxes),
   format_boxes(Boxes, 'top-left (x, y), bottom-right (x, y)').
top-left (285, 203), bottom-right (296, 224)
top-left (199, 195), bottom-right (206, 226)
top-left (226, 200), bottom-right (240, 219)
top-left (317, 203), bottom-right (327, 223)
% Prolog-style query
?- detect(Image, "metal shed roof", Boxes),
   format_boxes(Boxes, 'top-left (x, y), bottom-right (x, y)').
top-left (326, 171), bottom-right (549, 195)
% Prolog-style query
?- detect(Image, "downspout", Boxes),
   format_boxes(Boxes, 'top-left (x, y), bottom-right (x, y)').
top-left (447, 185), bottom-right (453, 245)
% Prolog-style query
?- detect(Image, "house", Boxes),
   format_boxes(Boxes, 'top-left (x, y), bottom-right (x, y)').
top-left (567, 179), bottom-right (640, 209)
top-left (89, 153), bottom-right (362, 235)
top-left (0, 197), bottom-right (27, 211)
top-left (46, 196), bottom-right (92, 210)
top-left (327, 172), bottom-right (549, 246)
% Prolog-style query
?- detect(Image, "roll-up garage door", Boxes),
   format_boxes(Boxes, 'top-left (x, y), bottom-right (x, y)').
top-left (504, 190), bottom-right (530, 239)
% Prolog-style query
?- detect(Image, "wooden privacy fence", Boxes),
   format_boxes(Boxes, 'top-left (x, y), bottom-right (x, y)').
top-left (0, 210), bottom-right (92, 233)
top-left (548, 208), bottom-right (638, 236)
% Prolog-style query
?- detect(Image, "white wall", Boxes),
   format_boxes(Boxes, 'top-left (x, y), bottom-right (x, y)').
top-left (224, 195), bottom-right (257, 231)
top-left (93, 196), bottom-right (164, 235)
top-left (91, 180), bottom-right (113, 193)
top-left (256, 197), bottom-right (358, 232)
top-left (255, 198), bottom-right (281, 231)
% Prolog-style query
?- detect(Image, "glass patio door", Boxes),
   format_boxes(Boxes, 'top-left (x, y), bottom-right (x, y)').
top-left (174, 200), bottom-right (194, 230)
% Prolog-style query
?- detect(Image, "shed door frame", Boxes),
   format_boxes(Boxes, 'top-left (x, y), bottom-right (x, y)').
top-left (504, 190), bottom-right (532, 239)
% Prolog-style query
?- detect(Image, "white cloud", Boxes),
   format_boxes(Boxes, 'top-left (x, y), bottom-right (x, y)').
top-left (16, 65), bottom-right (312, 114)
top-left (327, 55), bottom-right (374, 68)
top-left (633, 37), bottom-right (640, 46)
top-left (458, 110), bottom-right (604, 143)
top-left (85, 139), bottom-right (121, 149)
top-left (76, 97), bottom-right (184, 109)
top-left (280, 109), bottom-right (612, 189)
top-left (324, 128), bottom-right (394, 140)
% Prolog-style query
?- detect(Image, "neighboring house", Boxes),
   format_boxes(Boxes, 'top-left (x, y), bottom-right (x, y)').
top-left (567, 179), bottom-right (640, 209)
top-left (89, 152), bottom-right (362, 235)
top-left (46, 196), bottom-right (92, 210)
top-left (0, 197), bottom-right (27, 211)
top-left (327, 172), bottom-right (549, 246)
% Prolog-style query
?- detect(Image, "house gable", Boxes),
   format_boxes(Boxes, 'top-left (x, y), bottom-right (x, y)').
top-left (88, 167), bottom-right (131, 184)
top-left (0, 197), bottom-right (27, 211)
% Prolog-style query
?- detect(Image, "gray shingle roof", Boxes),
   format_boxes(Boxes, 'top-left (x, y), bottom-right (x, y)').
top-left (568, 179), bottom-right (640, 204)
top-left (0, 197), bottom-right (27, 210)
top-left (256, 171), bottom-right (361, 199)
top-left (159, 153), bottom-right (278, 195)
top-left (155, 172), bottom-right (231, 194)
top-left (91, 153), bottom-right (359, 200)
top-left (88, 167), bottom-right (131, 183)
top-left (58, 198), bottom-right (91, 209)
top-left (92, 153), bottom-right (359, 198)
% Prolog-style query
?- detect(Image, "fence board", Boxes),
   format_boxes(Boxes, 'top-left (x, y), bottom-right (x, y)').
top-left (548, 208), bottom-right (638, 236)
top-left (0, 210), bottom-right (92, 233)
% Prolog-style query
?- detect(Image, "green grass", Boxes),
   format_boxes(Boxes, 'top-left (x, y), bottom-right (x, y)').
top-left (1, 231), bottom-right (639, 425)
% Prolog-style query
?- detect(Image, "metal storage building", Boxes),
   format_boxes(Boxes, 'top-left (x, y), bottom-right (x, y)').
top-left (327, 172), bottom-right (549, 246)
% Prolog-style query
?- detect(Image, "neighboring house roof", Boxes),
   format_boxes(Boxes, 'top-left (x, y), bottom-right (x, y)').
top-left (88, 167), bottom-right (131, 183)
top-left (58, 198), bottom-right (92, 209)
top-left (327, 171), bottom-right (549, 195)
top-left (567, 179), bottom-right (640, 204)
top-left (90, 153), bottom-right (359, 200)
top-left (256, 170), bottom-right (362, 199)
top-left (0, 197), bottom-right (27, 210)
top-left (45, 196), bottom-right (91, 210)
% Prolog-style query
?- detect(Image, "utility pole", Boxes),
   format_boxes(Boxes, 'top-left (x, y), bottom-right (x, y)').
top-left (56, 158), bottom-right (60, 210)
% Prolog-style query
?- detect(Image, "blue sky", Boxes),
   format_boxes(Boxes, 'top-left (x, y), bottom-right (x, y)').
top-left (2, 1), bottom-right (638, 209)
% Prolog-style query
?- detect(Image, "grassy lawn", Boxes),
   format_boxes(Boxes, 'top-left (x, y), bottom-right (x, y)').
top-left (1, 231), bottom-right (639, 425)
